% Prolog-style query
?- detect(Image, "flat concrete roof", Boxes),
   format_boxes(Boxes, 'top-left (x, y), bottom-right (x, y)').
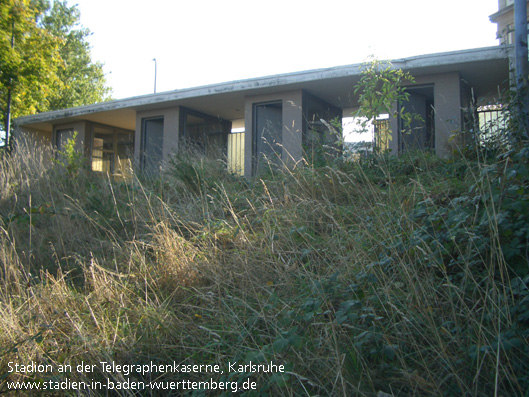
top-left (15, 46), bottom-right (512, 133)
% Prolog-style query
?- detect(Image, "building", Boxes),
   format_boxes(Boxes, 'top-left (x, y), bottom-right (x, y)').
top-left (13, 1), bottom-right (520, 177)
top-left (489, 0), bottom-right (529, 44)
top-left (14, 44), bottom-right (511, 178)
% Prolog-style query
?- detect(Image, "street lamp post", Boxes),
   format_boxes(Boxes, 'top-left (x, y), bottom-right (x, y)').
top-left (152, 58), bottom-right (157, 94)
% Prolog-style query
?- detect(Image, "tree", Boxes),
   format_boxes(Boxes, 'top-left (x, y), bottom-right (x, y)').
top-left (1, 0), bottom-right (61, 146)
top-left (353, 57), bottom-right (418, 152)
top-left (0, 0), bottom-right (111, 147)
top-left (41, 0), bottom-right (111, 110)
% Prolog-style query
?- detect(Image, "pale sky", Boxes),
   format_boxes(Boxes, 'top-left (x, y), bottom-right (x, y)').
top-left (68, 0), bottom-right (500, 100)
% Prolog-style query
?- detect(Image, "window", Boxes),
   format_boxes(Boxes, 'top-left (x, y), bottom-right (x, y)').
top-left (180, 108), bottom-right (230, 156)
top-left (302, 93), bottom-right (342, 163)
top-left (478, 104), bottom-right (509, 148)
top-left (374, 115), bottom-right (390, 151)
top-left (55, 128), bottom-right (76, 165)
top-left (92, 127), bottom-right (114, 173)
top-left (399, 85), bottom-right (435, 152)
top-left (141, 117), bottom-right (164, 173)
top-left (91, 124), bottom-right (134, 177)
top-left (253, 101), bottom-right (282, 174)
top-left (115, 133), bottom-right (134, 177)
top-left (56, 128), bottom-right (74, 151)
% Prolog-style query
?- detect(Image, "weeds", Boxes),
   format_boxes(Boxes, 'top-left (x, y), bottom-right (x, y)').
top-left (0, 134), bottom-right (528, 395)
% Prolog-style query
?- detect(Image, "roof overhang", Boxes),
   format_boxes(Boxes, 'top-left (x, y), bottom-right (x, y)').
top-left (15, 46), bottom-right (512, 133)
top-left (489, 4), bottom-right (514, 23)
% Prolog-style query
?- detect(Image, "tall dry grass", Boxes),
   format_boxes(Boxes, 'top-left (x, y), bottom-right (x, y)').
top-left (0, 138), bottom-right (528, 395)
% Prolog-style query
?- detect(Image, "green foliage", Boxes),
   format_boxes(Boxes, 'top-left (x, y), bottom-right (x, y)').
top-left (52, 131), bottom-right (84, 176)
top-left (0, 0), bottom-right (62, 134)
top-left (4, 52), bottom-right (529, 395)
top-left (303, 117), bottom-right (343, 168)
top-left (401, 148), bottom-right (529, 279)
top-left (2, 115), bottom-right (529, 394)
top-left (355, 147), bottom-right (529, 393)
top-left (1, 0), bottom-right (111, 144)
top-left (353, 57), bottom-right (423, 151)
top-left (354, 57), bottom-right (414, 122)
top-left (41, 0), bottom-right (111, 109)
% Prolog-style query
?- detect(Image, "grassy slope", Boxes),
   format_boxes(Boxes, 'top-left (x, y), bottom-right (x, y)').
top-left (1, 139), bottom-right (528, 396)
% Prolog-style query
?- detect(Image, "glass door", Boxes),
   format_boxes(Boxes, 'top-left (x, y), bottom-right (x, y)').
top-left (253, 101), bottom-right (282, 174)
top-left (141, 117), bottom-right (164, 173)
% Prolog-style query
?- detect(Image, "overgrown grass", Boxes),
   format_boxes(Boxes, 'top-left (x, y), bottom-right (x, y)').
top-left (0, 136), bottom-right (528, 396)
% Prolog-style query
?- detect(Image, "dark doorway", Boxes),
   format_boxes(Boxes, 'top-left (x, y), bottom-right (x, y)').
top-left (302, 92), bottom-right (342, 164)
top-left (141, 117), bottom-right (164, 173)
top-left (253, 101), bottom-right (282, 174)
top-left (399, 86), bottom-right (435, 152)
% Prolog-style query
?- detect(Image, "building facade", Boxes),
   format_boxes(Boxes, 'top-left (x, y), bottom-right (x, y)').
top-left (489, 0), bottom-right (529, 44)
top-left (14, 46), bottom-right (511, 177)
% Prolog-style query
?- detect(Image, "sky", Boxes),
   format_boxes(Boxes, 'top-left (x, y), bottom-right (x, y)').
top-left (68, 0), bottom-right (500, 100)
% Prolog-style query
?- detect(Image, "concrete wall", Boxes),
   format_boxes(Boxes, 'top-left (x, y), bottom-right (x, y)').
top-left (17, 127), bottom-right (52, 144)
top-left (14, 127), bottom-right (53, 165)
top-left (432, 73), bottom-right (463, 156)
top-left (231, 119), bottom-right (245, 131)
top-left (244, 90), bottom-right (303, 177)
top-left (134, 107), bottom-right (180, 166)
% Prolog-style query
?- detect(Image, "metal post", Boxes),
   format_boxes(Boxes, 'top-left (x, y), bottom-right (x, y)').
top-left (4, 21), bottom-right (15, 149)
top-left (5, 90), bottom-right (12, 148)
top-left (515, 0), bottom-right (529, 139)
top-left (152, 58), bottom-right (157, 94)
